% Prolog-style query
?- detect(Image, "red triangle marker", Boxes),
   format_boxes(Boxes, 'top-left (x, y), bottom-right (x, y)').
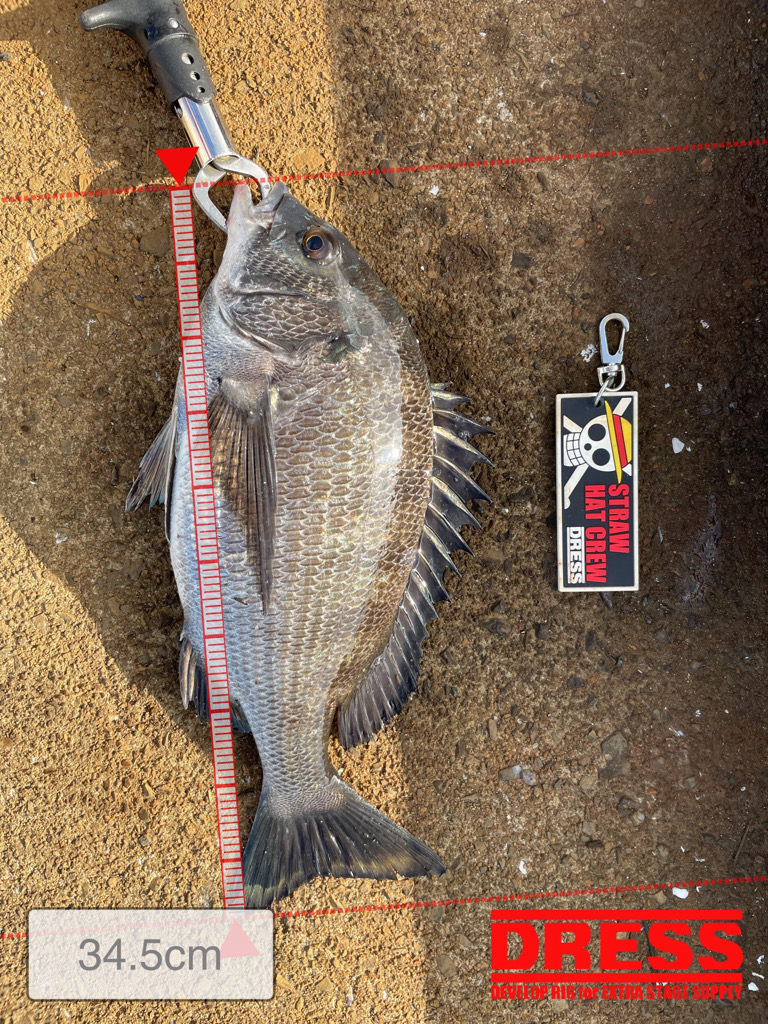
top-left (155, 146), bottom-right (199, 185)
top-left (220, 921), bottom-right (261, 959)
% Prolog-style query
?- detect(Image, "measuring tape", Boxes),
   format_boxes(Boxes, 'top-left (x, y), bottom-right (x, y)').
top-left (168, 186), bottom-right (245, 909)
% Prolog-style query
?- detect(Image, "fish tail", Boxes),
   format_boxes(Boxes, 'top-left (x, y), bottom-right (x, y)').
top-left (243, 776), bottom-right (445, 908)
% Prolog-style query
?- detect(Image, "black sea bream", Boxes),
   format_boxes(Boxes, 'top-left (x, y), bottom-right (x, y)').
top-left (127, 182), bottom-right (490, 906)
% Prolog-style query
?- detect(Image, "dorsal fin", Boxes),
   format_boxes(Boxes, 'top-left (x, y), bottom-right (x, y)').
top-left (337, 386), bottom-right (492, 749)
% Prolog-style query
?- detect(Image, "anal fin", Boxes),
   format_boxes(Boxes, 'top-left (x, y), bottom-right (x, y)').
top-left (179, 637), bottom-right (252, 733)
top-left (179, 637), bottom-right (209, 724)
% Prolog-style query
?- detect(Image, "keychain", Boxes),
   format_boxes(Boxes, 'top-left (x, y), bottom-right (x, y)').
top-left (555, 314), bottom-right (639, 592)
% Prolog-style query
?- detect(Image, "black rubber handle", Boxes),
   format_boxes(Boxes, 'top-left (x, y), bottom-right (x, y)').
top-left (80, 0), bottom-right (216, 106)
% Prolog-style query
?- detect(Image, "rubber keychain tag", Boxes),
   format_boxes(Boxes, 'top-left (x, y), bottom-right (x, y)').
top-left (555, 313), bottom-right (639, 592)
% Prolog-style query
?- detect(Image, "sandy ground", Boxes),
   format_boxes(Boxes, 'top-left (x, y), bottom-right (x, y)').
top-left (0, 0), bottom-right (767, 1020)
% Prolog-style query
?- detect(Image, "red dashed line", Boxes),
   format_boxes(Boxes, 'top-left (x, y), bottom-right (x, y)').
top-left (273, 873), bottom-right (766, 920)
top-left (0, 874), bottom-right (764, 938)
top-left (2, 137), bottom-right (766, 207)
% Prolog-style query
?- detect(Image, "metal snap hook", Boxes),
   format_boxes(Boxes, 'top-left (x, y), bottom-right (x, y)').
top-left (593, 313), bottom-right (629, 405)
top-left (599, 312), bottom-right (629, 367)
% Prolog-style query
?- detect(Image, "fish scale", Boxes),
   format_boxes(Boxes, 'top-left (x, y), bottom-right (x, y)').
top-left (127, 182), bottom-right (490, 906)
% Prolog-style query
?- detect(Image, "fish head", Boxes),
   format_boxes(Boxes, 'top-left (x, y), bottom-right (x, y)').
top-left (212, 183), bottom-right (386, 366)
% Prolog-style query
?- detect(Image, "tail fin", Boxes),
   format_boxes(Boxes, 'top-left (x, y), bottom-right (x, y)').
top-left (243, 776), bottom-right (445, 907)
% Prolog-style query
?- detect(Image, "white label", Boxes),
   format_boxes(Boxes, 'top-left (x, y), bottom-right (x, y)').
top-left (28, 909), bottom-right (273, 1000)
top-left (566, 526), bottom-right (585, 584)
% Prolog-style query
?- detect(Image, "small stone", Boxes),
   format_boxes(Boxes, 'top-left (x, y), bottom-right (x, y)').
top-left (616, 795), bottom-right (637, 818)
top-left (567, 675), bottom-right (585, 689)
top-left (275, 973), bottom-right (295, 991)
top-left (584, 630), bottom-right (596, 651)
top-left (139, 226), bottom-right (170, 258)
top-left (582, 87), bottom-right (600, 105)
top-left (436, 954), bottom-right (457, 978)
top-left (656, 843), bottom-right (670, 859)
top-left (534, 623), bottom-right (548, 641)
top-left (536, 170), bottom-right (550, 190)
top-left (426, 904), bottom-right (445, 924)
top-left (141, 781), bottom-right (155, 798)
top-left (672, 437), bottom-right (685, 454)
top-left (599, 731), bottom-right (630, 779)
top-left (701, 833), bottom-right (718, 846)
top-left (31, 614), bottom-right (48, 634)
top-left (107, 876), bottom-right (119, 888)
top-left (579, 771), bottom-right (598, 794)
top-left (521, 769), bottom-right (537, 787)
top-left (378, 161), bottom-right (402, 187)
top-left (653, 891), bottom-right (666, 905)
top-left (511, 252), bottom-right (533, 269)
top-left (488, 718), bottom-right (499, 741)
top-left (551, 998), bottom-right (570, 1012)
top-left (499, 765), bottom-right (522, 782)
top-left (600, 591), bottom-right (614, 609)
top-left (479, 546), bottom-right (505, 568)
top-left (479, 616), bottom-right (511, 636)
top-left (689, 660), bottom-right (704, 673)
top-left (582, 820), bottom-right (597, 838)
top-left (682, 776), bottom-right (698, 789)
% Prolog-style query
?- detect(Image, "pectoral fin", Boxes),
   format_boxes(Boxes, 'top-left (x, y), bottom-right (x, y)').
top-left (208, 381), bottom-right (276, 614)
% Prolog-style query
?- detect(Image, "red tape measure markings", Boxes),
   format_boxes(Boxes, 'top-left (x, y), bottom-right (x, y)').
top-left (168, 186), bottom-right (245, 910)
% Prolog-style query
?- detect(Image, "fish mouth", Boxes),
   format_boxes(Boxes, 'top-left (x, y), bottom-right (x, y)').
top-left (228, 181), bottom-right (288, 233)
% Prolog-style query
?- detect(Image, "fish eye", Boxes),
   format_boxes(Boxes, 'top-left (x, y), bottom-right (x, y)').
top-left (301, 228), bottom-right (337, 263)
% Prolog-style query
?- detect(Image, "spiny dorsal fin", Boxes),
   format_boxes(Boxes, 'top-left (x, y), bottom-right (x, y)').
top-left (337, 386), bottom-right (492, 749)
top-left (208, 380), bottom-right (276, 614)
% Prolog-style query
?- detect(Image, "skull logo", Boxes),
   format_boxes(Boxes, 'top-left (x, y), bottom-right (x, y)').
top-left (578, 415), bottom-right (615, 471)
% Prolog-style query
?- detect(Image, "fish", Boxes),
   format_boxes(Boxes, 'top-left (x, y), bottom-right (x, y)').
top-left (126, 181), bottom-right (491, 907)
